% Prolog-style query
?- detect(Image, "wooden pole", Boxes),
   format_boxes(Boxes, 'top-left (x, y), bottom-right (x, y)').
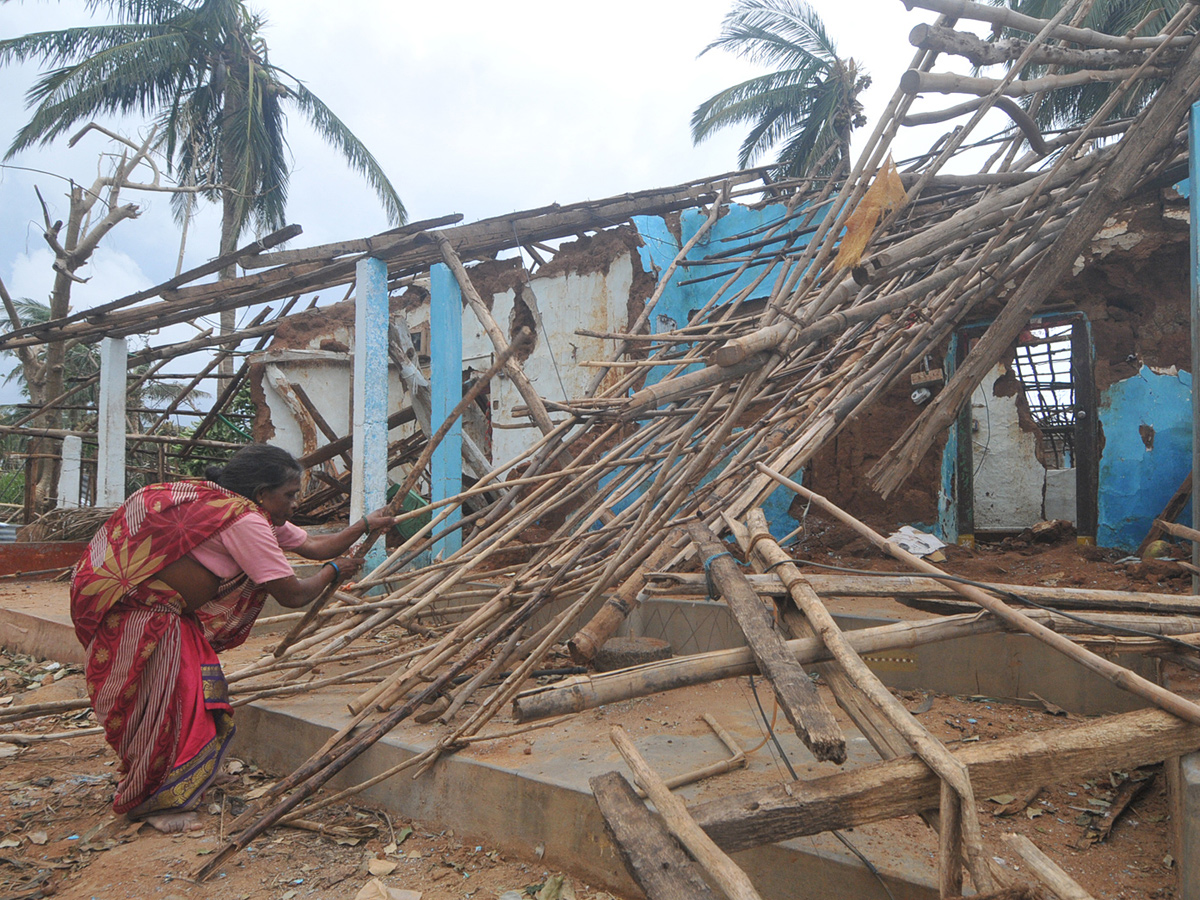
top-left (609, 725), bottom-right (766, 900)
top-left (686, 521), bottom-right (846, 764)
top-left (758, 462), bottom-right (1200, 727)
top-left (743, 508), bottom-right (993, 892)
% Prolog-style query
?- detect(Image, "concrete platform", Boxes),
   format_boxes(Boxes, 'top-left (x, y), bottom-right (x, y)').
top-left (0, 583), bottom-right (1167, 898)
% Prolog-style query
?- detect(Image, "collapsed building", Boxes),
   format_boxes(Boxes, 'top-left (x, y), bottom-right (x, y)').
top-left (7, 0), bottom-right (1200, 897)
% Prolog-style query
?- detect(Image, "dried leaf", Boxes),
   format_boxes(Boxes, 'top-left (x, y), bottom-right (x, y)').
top-left (0, 838), bottom-right (20, 849)
top-left (834, 156), bottom-right (907, 270)
top-left (353, 879), bottom-right (421, 900)
top-left (987, 794), bottom-right (1016, 806)
top-left (27, 832), bottom-right (48, 846)
top-left (395, 825), bottom-right (413, 844)
top-left (245, 782), bottom-right (275, 800)
top-left (368, 858), bottom-right (398, 876)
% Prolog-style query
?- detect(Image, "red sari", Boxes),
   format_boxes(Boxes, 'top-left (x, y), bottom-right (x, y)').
top-left (71, 481), bottom-right (273, 817)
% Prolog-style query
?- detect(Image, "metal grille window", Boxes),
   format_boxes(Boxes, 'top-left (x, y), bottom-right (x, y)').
top-left (1011, 323), bottom-right (1075, 468)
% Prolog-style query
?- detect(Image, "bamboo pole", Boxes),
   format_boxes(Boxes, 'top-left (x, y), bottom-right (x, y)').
top-left (758, 463), bottom-right (1200, 727)
top-left (743, 508), bottom-right (993, 892)
top-left (609, 725), bottom-right (765, 900)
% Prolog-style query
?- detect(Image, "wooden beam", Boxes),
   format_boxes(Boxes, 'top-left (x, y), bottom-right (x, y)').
top-left (686, 522), bottom-right (845, 764)
top-left (610, 726), bottom-right (765, 900)
top-left (689, 707), bottom-right (1200, 852)
top-left (590, 771), bottom-right (720, 900)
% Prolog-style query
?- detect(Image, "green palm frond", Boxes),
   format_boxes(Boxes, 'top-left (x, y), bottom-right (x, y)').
top-left (288, 79), bottom-right (406, 226)
top-left (693, 0), bottom-right (865, 179)
top-left (701, 0), bottom-right (840, 69)
top-left (3, 0), bottom-right (404, 248)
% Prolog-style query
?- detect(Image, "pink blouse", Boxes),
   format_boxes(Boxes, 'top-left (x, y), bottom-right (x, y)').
top-left (188, 515), bottom-right (308, 584)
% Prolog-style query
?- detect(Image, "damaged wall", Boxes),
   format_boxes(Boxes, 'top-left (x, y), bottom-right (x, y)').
top-left (810, 187), bottom-right (1193, 549)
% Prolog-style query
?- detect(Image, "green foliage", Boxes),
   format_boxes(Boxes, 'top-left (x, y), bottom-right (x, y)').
top-left (1, 0), bottom-right (405, 248)
top-left (692, 0), bottom-right (869, 179)
top-left (171, 380), bottom-right (255, 479)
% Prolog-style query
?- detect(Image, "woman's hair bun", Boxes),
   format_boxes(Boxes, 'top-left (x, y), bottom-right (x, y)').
top-left (204, 465), bottom-right (225, 483)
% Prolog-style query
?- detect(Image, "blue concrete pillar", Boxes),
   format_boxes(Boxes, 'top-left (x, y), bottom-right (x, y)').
top-left (1190, 102), bottom-right (1200, 578)
top-left (353, 257), bottom-right (389, 575)
top-left (430, 263), bottom-right (463, 558)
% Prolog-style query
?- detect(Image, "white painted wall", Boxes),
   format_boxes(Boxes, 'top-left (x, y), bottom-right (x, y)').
top-left (971, 364), bottom-right (1077, 529)
top-left (485, 254), bottom-right (634, 469)
top-left (256, 250), bottom-right (638, 485)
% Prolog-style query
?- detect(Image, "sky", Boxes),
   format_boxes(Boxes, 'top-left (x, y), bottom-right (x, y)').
top-left (0, 0), bottom-right (936, 403)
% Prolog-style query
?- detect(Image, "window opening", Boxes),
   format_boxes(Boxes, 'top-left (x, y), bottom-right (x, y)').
top-left (1009, 323), bottom-right (1075, 468)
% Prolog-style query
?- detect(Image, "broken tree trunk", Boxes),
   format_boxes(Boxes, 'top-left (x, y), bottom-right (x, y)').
top-left (686, 521), bottom-right (846, 764)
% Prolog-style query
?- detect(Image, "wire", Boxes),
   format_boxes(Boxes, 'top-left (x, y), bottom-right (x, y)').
top-left (747, 675), bottom-right (898, 900)
top-left (766, 556), bottom-right (1200, 654)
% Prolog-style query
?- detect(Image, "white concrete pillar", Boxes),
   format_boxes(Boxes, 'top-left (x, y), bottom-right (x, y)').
top-left (56, 434), bottom-right (82, 509)
top-left (97, 336), bottom-right (127, 506)
top-left (352, 257), bottom-right (389, 574)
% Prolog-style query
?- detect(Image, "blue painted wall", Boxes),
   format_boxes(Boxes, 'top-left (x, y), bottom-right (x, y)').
top-left (1097, 366), bottom-right (1193, 550)
top-left (594, 201), bottom-right (817, 537)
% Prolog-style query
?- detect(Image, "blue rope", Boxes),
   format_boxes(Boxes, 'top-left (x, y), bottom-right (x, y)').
top-left (702, 551), bottom-right (734, 600)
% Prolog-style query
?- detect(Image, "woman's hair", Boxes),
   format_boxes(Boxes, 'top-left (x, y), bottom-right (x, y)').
top-left (205, 444), bottom-right (302, 502)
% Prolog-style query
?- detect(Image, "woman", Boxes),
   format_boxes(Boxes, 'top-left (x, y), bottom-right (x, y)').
top-left (70, 444), bottom-right (397, 833)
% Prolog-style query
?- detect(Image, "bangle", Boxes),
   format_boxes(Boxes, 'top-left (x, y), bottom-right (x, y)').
top-left (361, 516), bottom-right (371, 534)
top-left (323, 560), bottom-right (341, 579)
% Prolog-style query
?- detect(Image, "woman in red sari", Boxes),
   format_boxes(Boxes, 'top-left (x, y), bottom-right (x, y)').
top-left (71, 444), bottom-right (397, 833)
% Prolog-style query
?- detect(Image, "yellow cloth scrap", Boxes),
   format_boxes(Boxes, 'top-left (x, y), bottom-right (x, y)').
top-left (834, 156), bottom-right (908, 271)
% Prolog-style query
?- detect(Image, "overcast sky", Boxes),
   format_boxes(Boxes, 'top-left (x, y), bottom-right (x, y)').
top-left (0, 0), bottom-right (935, 401)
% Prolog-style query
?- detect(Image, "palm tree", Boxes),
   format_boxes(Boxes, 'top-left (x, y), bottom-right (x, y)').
top-left (989, 0), bottom-right (1187, 129)
top-left (691, 0), bottom-right (869, 180)
top-left (0, 0), bottom-right (405, 269)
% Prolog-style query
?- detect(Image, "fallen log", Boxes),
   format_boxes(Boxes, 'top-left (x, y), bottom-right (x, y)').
top-left (514, 608), bottom-right (1200, 722)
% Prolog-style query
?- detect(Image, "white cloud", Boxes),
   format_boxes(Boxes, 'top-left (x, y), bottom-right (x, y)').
top-left (6, 246), bottom-right (153, 314)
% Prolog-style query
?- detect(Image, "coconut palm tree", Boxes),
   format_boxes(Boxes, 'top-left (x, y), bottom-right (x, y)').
top-left (0, 0), bottom-right (405, 262)
top-left (691, 0), bottom-right (869, 180)
top-left (989, 0), bottom-right (1188, 129)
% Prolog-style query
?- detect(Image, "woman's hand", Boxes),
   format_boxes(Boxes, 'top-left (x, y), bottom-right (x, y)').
top-left (264, 554), bottom-right (367, 609)
top-left (326, 555), bottom-right (365, 580)
top-left (364, 508), bottom-right (400, 533)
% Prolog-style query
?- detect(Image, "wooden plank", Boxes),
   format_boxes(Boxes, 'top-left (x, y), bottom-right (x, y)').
top-left (589, 771), bottom-right (720, 900)
top-left (689, 707), bottom-right (1200, 853)
top-left (610, 726), bottom-right (764, 900)
top-left (1136, 472), bottom-right (1193, 556)
top-left (238, 213), bottom-right (465, 269)
top-left (686, 522), bottom-right (846, 764)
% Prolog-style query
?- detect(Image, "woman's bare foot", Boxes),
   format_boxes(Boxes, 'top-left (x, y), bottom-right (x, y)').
top-left (139, 811), bottom-right (204, 834)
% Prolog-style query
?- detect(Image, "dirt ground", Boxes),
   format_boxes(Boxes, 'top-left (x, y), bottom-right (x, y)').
top-left (0, 527), bottom-right (1195, 899)
top-left (0, 670), bottom-right (627, 900)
